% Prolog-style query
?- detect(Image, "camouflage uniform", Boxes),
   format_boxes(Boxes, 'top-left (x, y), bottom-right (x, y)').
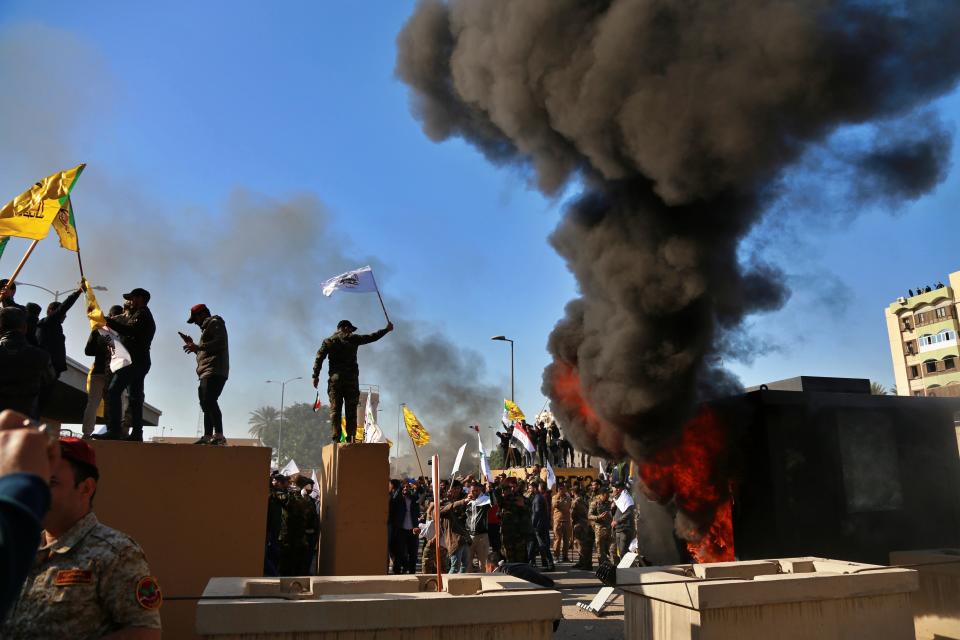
top-left (280, 494), bottom-right (319, 576)
top-left (498, 492), bottom-right (532, 563)
top-left (588, 495), bottom-right (613, 566)
top-left (3, 512), bottom-right (161, 638)
top-left (571, 494), bottom-right (594, 569)
top-left (551, 493), bottom-right (573, 561)
top-left (421, 539), bottom-right (450, 574)
top-left (313, 326), bottom-right (389, 441)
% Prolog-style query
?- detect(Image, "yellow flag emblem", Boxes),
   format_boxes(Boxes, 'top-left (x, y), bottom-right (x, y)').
top-left (504, 399), bottom-right (525, 423)
top-left (402, 405), bottom-right (430, 447)
top-left (0, 165), bottom-right (85, 240)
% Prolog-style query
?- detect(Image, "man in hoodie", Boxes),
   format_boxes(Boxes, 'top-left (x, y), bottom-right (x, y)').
top-left (181, 304), bottom-right (229, 445)
top-left (0, 309), bottom-right (54, 418)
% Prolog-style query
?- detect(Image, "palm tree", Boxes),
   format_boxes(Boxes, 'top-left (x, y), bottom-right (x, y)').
top-left (248, 406), bottom-right (279, 443)
top-left (870, 381), bottom-right (889, 396)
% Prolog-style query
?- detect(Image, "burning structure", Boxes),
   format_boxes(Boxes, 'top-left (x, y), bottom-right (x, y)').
top-left (398, 1), bottom-right (960, 557)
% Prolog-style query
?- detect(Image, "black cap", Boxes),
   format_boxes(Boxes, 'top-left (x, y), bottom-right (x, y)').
top-left (612, 481), bottom-right (626, 490)
top-left (337, 319), bottom-right (357, 332)
top-left (122, 287), bottom-right (151, 303)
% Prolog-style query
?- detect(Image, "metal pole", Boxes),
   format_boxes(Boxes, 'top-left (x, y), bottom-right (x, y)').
top-left (510, 339), bottom-right (515, 402)
top-left (278, 382), bottom-right (286, 465)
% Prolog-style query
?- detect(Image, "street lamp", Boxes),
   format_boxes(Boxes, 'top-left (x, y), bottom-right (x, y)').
top-left (490, 335), bottom-right (514, 401)
top-left (15, 281), bottom-right (106, 301)
top-left (266, 376), bottom-right (303, 465)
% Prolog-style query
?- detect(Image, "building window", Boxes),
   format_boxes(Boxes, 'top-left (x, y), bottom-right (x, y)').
top-left (916, 313), bottom-right (926, 324)
top-left (925, 360), bottom-right (938, 374)
top-left (936, 307), bottom-right (947, 319)
top-left (945, 357), bottom-right (956, 370)
top-left (919, 334), bottom-right (933, 346)
top-left (910, 365), bottom-right (919, 378)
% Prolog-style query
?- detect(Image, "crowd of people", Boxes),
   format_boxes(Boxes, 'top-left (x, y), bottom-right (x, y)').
top-left (0, 280), bottom-right (231, 447)
top-left (387, 470), bottom-right (637, 575)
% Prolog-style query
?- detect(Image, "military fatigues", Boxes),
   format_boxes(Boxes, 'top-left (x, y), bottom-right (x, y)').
top-left (571, 494), bottom-right (594, 569)
top-left (498, 492), bottom-right (532, 563)
top-left (588, 496), bottom-right (612, 566)
top-left (280, 494), bottom-right (319, 576)
top-left (3, 512), bottom-right (161, 638)
top-left (551, 493), bottom-right (573, 561)
top-left (313, 327), bottom-right (389, 441)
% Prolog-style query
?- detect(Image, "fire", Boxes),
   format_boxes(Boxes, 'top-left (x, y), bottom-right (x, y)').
top-left (550, 363), bottom-right (734, 563)
top-left (639, 407), bottom-right (735, 563)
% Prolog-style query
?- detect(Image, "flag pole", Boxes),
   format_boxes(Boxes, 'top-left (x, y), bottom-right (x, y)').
top-left (2, 239), bottom-right (40, 296)
top-left (369, 271), bottom-right (391, 323)
top-left (431, 454), bottom-right (443, 593)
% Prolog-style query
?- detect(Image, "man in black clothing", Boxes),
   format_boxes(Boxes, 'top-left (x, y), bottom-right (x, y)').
top-left (95, 288), bottom-right (155, 442)
top-left (24, 303), bottom-right (40, 347)
top-left (534, 423), bottom-right (549, 466)
top-left (611, 482), bottom-right (636, 562)
top-left (182, 304), bottom-right (229, 445)
top-left (529, 481), bottom-right (555, 571)
top-left (0, 309), bottom-right (55, 418)
top-left (388, 480), bottom-right (420, 574)
top-left (35, 286), bottom-right (82, 378)
top-left (0, 280), bottom-right (24, 311)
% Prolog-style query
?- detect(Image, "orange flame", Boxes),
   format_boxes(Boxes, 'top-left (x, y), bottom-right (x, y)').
top-left (639, 407), bottom-right (735, 563)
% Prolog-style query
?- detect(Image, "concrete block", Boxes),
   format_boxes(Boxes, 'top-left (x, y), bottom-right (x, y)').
top-left (890, 549), bottom-right (960, 640)
top-left (195, 573), bottom-right (562, 638)
top-left (620, 557), bottom-right (918, 639)
top-left (318, 443), bottom-right (389, 575)
top-left (91, 441), bottom-right (271, 640)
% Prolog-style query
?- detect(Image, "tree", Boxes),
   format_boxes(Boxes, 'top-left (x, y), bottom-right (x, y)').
top-left (870, 381), bottom-right (889, 396)
top-left (248, 406), bottom-right (279, 443)
top-left (248, 403), bottom-right (327, 469)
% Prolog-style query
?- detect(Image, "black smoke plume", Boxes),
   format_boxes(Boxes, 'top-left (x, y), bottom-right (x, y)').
top-left (397, 1), bottom-right (960, 466)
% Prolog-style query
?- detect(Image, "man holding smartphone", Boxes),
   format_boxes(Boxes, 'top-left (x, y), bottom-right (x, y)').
top-left (181, 304), bottom-right (229, 445)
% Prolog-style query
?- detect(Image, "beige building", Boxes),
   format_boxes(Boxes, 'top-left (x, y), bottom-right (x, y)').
top-left (886, 271), bottom-right (960, 397)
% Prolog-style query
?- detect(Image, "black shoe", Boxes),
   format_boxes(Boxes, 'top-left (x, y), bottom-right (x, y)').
top-left (123, 432), bottom-right (143, 442)
top-left (211, 434), bottom-right (227, 446)
top-left (194, 435), bottom-right (213, 445)
top-left (92, 431), bottom-right (122, 440)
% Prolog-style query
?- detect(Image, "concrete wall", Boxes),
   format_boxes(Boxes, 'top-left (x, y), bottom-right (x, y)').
top-left (91, 441), bottom-right (271, 640)
top-left (890, 550), bottom-right (960, 640)
top-left (318, 443), bottom-right (389, 575)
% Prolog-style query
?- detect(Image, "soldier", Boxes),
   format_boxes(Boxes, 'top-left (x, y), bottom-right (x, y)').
top-left (264, 472), bottom-right (289, 576)
top-left (496, 478), bottom-right (531, 563)
top-left (588, 485), bottom-right (613, 566)
top-left (3, 438), bottom-right (161, 638)
top-left (571, 485), bottom-right (594, 569)
top-left (280, 476), bottom-right (319, 575)
top-left (312, 319), bottom-right (393, 443)
top-left (551, 482), bottom-right (573, 562)
top-left (611, 482), bottom-right (636, 562)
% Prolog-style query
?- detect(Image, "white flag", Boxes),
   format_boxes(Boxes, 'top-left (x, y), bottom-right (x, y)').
top-left (451, 442), bottom-right (467, 477)
top-left (419, 519), bottom-right (435, 541)
top-left (478, 432), bottom-right (493, 481)
top-left (97, 327), bottom-right (132, 372)
top-left (363, 393), bottom-right (386, 443)
top-left (545, 460), bottom-right (557, 490)
top-left (321, 265), bottom-right (379, 297)
top-left (615, 490), bottom-right (635, 512)
top-left (472, 493), bottom-right (491, 507)
top-left (598, 459), bottom-right (607, 480)
top-left (310, 469), bottom-right (320, 501)
top-left (280, 458), bottom-right (300, 477)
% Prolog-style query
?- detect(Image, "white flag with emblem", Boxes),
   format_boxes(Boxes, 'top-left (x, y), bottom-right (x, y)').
top-left (363, 393), bottom-right (386, 443)
top-left (478, 432), bottom-right (493, 481)
top-left (280, 458), bottom-right (300, 477)
top-left (545, 460), bottom-right (557, 490)
top-left (321, 265), bottom-right (379, 297)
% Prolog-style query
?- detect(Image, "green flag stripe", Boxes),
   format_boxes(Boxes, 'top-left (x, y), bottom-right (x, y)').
top-left (57, 164), bottom-right (86, 206)
top-left (0, 236), bottom-right (8, 260)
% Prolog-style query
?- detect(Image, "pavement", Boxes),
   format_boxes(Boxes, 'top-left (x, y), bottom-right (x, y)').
top-left (546, 562), bottom-right (626, 640)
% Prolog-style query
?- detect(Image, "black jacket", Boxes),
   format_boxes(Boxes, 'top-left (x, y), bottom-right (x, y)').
top-left (84, 329), bottom-right (110, 375)
top-left (531, 492), bottom-right (550, 532)
top-left (0, 332), bottom-right (55, 417)
top-left (466, 497), bottom-right (490, 536)
top-left (388, 490), bottom-right (420, 530)
top-left (35, 289), bottom-right (81, 374)
top-left (106, 306), bottom-right (156, 366)
top-left (313, 327), bottom-right (389, 384)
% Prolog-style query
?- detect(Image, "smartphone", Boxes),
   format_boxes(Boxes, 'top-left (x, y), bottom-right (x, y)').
top-left (178, 331), bottom-right (194, 344)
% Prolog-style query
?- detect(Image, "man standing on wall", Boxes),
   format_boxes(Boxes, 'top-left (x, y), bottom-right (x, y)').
top-left (312, 319), bottom-right (392, 443)
top-left (181, 304), bottom-right (229, 445)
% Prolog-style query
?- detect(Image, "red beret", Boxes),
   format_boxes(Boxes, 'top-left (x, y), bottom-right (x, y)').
top-left (60, 437), bottom-right (97, 469)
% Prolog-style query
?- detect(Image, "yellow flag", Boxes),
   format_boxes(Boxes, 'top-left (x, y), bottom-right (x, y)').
top-left (84, 278), bottom-right (106, 330)
top-left (52, 197), bottom-right (79, 251)
top-left (504, 399), bottom-right (525, 423)
top-left (402, 405), bottom-right (430, 447)
top-left (0, 165), bottom-right (85, 240)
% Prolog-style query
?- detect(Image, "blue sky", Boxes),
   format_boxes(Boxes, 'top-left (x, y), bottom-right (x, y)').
top-left (1, 2), bottom-right (958, 442)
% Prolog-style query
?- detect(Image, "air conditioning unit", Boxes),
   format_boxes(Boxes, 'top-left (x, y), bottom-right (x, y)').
top-left (897, 296), bottom-right (907, 304)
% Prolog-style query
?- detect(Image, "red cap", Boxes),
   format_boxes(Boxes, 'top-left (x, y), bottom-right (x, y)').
top-left (187, 304), bottom-right (209, 324)
top-left (60, 437), bottom-right (97, 469)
